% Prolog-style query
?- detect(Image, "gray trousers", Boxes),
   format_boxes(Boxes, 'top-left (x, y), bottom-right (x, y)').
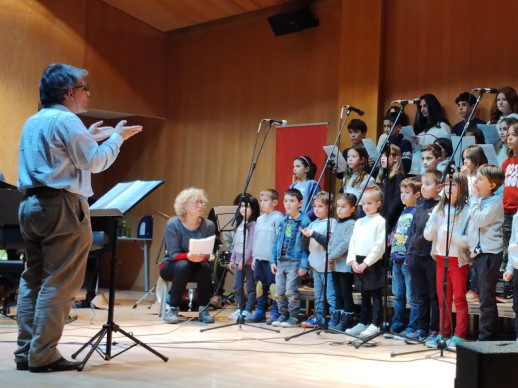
top-left (15, 191), bottom-right (92, 367)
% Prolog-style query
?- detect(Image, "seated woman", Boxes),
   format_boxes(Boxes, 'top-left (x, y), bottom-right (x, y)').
top-left (159, 188), bottom-right (216, 324)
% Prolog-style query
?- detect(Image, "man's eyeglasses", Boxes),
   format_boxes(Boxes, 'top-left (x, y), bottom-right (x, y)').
top-left (73, 83), bottom-right (90, 92)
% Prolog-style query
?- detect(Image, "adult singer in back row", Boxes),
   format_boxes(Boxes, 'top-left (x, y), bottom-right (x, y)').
top-left (15, 63), bottom-right (142, 372)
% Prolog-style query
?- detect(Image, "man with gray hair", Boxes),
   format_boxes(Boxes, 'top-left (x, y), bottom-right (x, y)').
top-left (15, 63), bottom-right (142, 372)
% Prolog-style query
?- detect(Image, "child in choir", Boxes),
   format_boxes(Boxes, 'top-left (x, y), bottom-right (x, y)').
top-left (435, 138), bottom-right (454, 173)
top-left (270, 188), bottom-right (311, 327)
top-left (504, 211), bottom-right (518, 341)
top-left (405, 170), bottom-right (442, 343)
top-left (376, 144), bottom-right (405, 234)
top-left (290, 155), bottom-right (320, 220)
top-left (489, 86), bottom-right (518, 126)
top-left (502, 120), bottom-right (518, 294)
top-left (413, 94), bottom-right (451, 148)
top-left (229, 194), bottom-right (260, 319)
top-left (468, 165), bottom-right (505, 341)
top-left (386, 177), bottom-right (421, 339)
top-left (424, 172), bottom-right (470, 350)
top-left (496, 117), bottom-right (518, 168)
top-left (460, 145), bottom-right (488, 195)
top-left (420, 143), bottom-right (442, 175)
top-left (378, 111), bottom-right (413, 174)
top-left (248, 189), bottom-right (284, 324)
top-left (347, 118), bottom-right (368, 147)
top-left (452, 92), bottom-right (486, 136)
top-left (327, 193), bottom-right (357, 331)
top-left (341, 146), bottom-right (375, 203)
top-left (345, 187), bottom-right (386, 338)
top-left (299, 191), bottom-right (337, 327)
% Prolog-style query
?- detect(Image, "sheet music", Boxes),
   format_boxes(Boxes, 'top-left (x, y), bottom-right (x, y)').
top-left (479, 144), bottom-right (499, 167)
top-left (451, 136), bottom-right (475, 167)
top-left (400, 125), bottom-right (419, 152)
top-left (477, 124), bottom-right (500, 145)
top-left (362, 138), bottom-right (379, 160)
top-left (90, 180), bottom-right (164, 215)
top-left (189, 235), bottom-right (216, 255)
top-left (323, 145), bottom-right (347, 173)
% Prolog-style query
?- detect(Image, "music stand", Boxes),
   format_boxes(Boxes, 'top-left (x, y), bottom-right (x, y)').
top-left (72, 180), bottom-right (169, 370)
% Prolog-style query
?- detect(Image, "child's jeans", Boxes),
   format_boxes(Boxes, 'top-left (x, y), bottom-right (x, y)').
top-left (275, 259), bottom-right (302, 317)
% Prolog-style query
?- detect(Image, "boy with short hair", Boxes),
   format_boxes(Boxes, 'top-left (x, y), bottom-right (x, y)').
top-left (248, 189), bottom-right (285, 324)
top-left (347, 119), bottom-right (368, 147)
top-left (469, 164), bottom-right (505, 341)
top-left (386, 177), bottom-right (421, 339)
top-left (381, 111), bottom-right (413, 174)
top-left (420, 143), bottom-right (443, 173)
top-left (452, 92), bottom-right (486, 136)
top-left (405, 170), bottom-right (442, 343)
top-left (270, 188), bottom-right (311, 327)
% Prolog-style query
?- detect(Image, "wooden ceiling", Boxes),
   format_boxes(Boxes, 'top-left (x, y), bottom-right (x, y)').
top-left (98, 0), bottom-right (298, 32)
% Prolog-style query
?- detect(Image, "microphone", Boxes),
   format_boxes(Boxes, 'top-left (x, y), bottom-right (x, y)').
top-left (342, 105), bottom-right (364, 116)
top-left (265, 119), bottom-right (287, 126)
top-left (392, 98), bottom-right (420, 105)
top-left (473, 88), bottom-right (498, 94)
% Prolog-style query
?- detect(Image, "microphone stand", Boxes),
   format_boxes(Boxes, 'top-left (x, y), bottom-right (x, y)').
top-left (353, 103), bottom-right (408, 348)
top-left (391, 90), bottom-right (487, 357)
top-left (201, 120), bottom-right (279, 334)
top-left (285, 106), bottom-right (361, 341)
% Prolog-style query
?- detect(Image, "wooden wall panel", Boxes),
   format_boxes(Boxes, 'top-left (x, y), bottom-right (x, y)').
top-left (0, 0), bottom-right (88, 183)
top-left (380, 0), bottom-right (518, 131)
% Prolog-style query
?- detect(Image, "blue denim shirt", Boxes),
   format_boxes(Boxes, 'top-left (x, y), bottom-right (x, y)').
top-left (270, 213), bottom-right (311, 270)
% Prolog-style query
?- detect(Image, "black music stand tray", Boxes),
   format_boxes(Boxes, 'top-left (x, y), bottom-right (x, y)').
top-left (72, 180), bottom-right (168, 370)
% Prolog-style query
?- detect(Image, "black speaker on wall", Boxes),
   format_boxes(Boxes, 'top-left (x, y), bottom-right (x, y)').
top-left (268, 6), bottom-right (319, 36)
top-left (455, 341), bottom-right (518, 388)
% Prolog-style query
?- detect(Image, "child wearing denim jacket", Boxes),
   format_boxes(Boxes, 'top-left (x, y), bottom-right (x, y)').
top-left (270, 188), bottom-right (311, 327)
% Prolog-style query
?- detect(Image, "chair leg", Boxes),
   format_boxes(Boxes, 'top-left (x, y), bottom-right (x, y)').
top-left (188, 288), bottom-right (194, 312)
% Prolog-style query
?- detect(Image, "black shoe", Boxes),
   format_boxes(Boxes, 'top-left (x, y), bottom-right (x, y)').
top-left (73, 300), bottom-right (91, 309)
top-left (16, 361), bottom-right (29, 371)
top-left (29, 357), bottom-right (81, 373)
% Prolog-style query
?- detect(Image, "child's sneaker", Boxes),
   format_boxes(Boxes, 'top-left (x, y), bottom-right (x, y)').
top-left (271, 314), bottom-right (289, 327)
top-left (301, 316), bottom-right (323, 328)
top-left (280, 316), bottom-right (299, 327)
top-left (359, 324), bottom-right (380, 338)
top-left (345, 323), bottom-right (367, 336)
top-left (266, 311), bottom-right (280, 325)
top-left (230, 309), bottom-right (242, 319)
top-left (424, 333), bottom-right (442, 348)
top-left (446, 336), bottom-right (463, 350)
top-left (404, 329), bottom-right (427, 344)
top-left (246, 310), bottom-right (266, 323)
top-left (394, 327), bottom-right (415, 340)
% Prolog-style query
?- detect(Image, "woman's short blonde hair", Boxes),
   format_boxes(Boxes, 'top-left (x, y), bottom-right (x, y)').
top-left (174, 187), bottom-right (208, 216)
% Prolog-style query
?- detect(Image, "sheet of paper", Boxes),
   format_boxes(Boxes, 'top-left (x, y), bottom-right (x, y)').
top-left (323, 145), bottom-right (347, 173)
top-left (477, 124), bottom-right (500, 145)
top-left (362, 138), bottom-right (379, 160)
top-left (451, 136), bottom-right (475, 167)
top-left (400, 125), bottom-right (419, 152)
top-left (189, 235), bottom-right (216, 255)
top-left (479, 144), bottom-right (499, 167)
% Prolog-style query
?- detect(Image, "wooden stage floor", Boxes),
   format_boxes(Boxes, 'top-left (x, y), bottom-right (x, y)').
top-left (0, 290), bottom-right (457, 388)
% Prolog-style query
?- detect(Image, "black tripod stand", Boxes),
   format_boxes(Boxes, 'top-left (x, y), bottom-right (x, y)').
top-left (201, 119), bottom-right (282, 334)
top-left (285, 105), bottom-right (363, 341)
top-left (72, 216), bottom-right (168, 370)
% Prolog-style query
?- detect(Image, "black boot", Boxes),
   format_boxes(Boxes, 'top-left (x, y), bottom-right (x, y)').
top-left (339, 312), bottom-right (354, 331)
top-left (328, 310), bottom-right (342, 330)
